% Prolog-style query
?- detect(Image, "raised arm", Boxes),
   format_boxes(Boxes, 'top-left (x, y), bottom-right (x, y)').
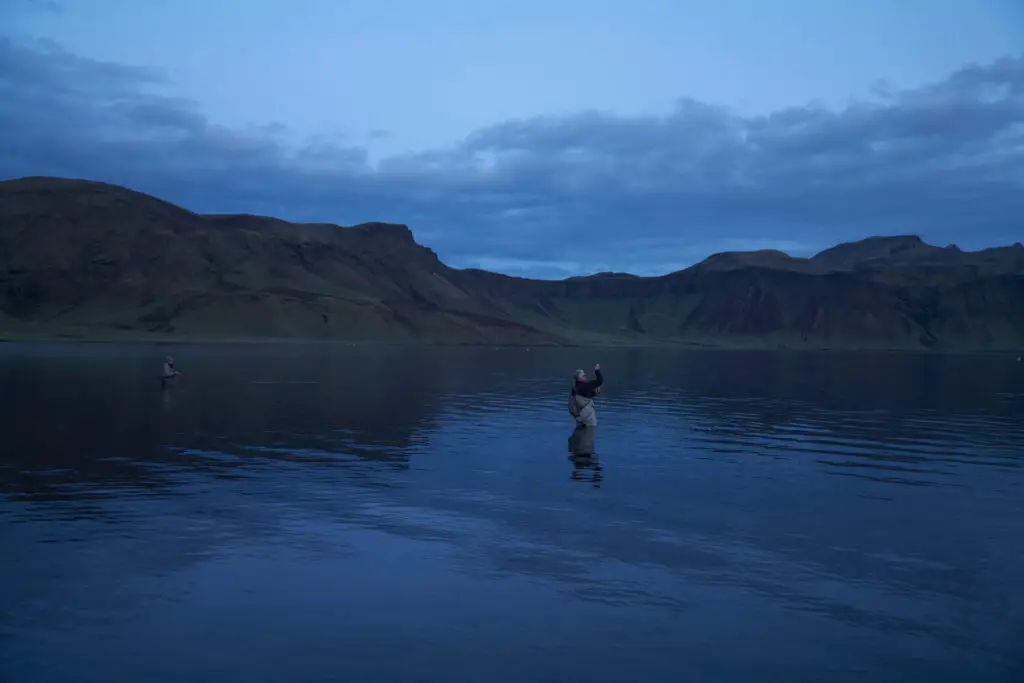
top-left (582, 365), bottom-right (603, 391)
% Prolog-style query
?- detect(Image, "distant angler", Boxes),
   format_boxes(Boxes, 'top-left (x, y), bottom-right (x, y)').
top-left (162, 355), bottom-right (182, 387)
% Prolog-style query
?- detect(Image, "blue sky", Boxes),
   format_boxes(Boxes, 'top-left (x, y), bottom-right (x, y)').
top-left (1, 0), bottom-right (1022, 278)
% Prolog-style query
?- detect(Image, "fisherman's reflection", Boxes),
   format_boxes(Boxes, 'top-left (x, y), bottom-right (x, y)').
top-left (569, 453), bottom-right (602, 488)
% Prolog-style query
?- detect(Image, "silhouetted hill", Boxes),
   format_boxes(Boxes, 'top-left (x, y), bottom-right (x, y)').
top-left (812, 234), bottom-right (1024, 272)
top-left (1, 176), bottom-right (1022, 350)
top-left (692, 249), bottom-right (829, 274)
top-left (565, 272), bottom-right (640, 281)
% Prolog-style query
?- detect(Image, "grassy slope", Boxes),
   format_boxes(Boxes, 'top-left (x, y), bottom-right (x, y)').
top-left (1, 177), bottom-right (1022, 350)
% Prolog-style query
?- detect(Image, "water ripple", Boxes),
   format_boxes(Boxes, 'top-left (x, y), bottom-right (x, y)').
top-left (1, 347), bottom-right (1022, 683)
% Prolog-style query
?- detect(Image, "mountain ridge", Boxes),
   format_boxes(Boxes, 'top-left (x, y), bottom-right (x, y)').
top-left (1, 176), bottom-right (1022, 350)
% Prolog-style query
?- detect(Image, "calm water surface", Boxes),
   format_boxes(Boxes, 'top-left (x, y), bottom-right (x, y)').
top-left (1, 344), bottom-right (1022, 683)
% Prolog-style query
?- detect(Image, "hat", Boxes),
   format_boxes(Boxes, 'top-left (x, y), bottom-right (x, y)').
top-left (574, 368), bottom-right (585, 380)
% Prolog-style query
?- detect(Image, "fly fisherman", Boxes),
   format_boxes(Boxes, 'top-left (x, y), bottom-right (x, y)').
top-left (568, 363), bottom-right (603, 456)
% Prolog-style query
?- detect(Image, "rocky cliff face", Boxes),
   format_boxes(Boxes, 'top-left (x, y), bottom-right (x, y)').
top-left (2, 176), bottom-right (1022, 349)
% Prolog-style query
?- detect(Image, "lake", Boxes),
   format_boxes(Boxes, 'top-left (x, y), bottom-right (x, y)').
top-left (1, 344), bottom-right (1022, 683)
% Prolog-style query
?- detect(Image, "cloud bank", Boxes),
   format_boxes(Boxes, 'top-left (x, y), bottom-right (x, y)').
top-left (1, 37), bottom-right (1022, 278)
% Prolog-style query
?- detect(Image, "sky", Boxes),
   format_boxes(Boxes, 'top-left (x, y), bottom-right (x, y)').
top-left (1, 0), bottom-right (1022, 278)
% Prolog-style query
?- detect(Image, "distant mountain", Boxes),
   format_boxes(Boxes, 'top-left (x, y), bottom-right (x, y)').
top-left (564, 272), bottom-right (640, 281)
top-left (811, 234), bottom-right (1024, 271)
top-left (1, 176), bottom-right (1022, 350)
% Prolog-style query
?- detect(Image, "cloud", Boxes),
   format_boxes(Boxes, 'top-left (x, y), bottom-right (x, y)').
top-left (1, 37), bottom-right (1022, 277)
top-left (0, 0), bottom-right (61, 20)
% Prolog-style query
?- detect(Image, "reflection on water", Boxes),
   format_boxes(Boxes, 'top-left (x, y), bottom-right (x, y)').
top-left (569, 454), bottom-right (602, 488)
top-left (1, 344), bottom-right (1023, 683)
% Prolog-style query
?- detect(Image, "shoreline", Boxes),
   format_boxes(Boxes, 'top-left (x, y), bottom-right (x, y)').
top-left (0, 329), bottom-right (1019, 355)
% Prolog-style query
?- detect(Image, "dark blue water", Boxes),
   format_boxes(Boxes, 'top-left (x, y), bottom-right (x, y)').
top-left (1, 344), bottom-right (1022, 682)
